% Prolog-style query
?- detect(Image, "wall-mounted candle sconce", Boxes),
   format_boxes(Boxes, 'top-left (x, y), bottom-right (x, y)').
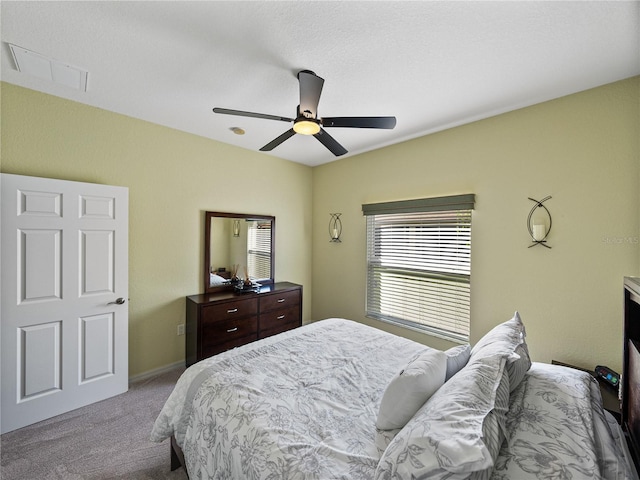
top-left (233, 219), bottom-right (240, 237)
top-left (329, 213), bottom-right (342, 242)
top-left (527, 196), bottom-right (552, 248)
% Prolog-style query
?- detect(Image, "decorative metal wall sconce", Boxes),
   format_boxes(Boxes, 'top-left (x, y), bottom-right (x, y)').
top-left (329, 213), bottom-right (342, 242)
top-left (233, 219), bottom-right (240, 237)
top-left (527, 196), bottom-right (552, 248)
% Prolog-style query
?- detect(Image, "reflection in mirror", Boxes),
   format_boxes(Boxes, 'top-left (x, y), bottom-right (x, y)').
top-left (204, 212), bottom-right (275, 293)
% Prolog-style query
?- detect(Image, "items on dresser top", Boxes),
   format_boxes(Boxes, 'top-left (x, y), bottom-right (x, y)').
top-left (185, 282), bottom-right (302, 367)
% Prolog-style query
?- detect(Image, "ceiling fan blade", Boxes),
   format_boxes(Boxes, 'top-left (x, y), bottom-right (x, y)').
top-left (314, 128), bottom-right (348, 157)
top-left (213, 107), bottom-right (294, 123)
top-left (259, 129), bottom-right (296, 151)
top-left (298, 70), bottom-right (324, 119)
top-left (321, 116), bottom-right (397, 129)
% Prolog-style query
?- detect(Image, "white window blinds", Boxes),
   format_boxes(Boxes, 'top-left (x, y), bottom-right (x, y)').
top-left (363, 194), bottom-right (474, 343)
top-left (247, 221), bottom-right (272, 280)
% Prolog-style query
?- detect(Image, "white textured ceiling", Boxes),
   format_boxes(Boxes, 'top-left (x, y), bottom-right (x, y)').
top-left (2, 1), bottom-right (639, 167)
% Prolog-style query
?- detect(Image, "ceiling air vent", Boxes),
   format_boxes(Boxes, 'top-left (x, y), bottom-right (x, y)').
top-left (8, 43), bottom-right (88, 92)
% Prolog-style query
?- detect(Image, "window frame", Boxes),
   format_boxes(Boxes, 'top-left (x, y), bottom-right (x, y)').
top-left (362, 194), bottom-right (474, 343)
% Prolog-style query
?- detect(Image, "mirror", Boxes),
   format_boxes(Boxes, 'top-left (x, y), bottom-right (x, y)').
top-left (204, 211), bottom-right (275, 293)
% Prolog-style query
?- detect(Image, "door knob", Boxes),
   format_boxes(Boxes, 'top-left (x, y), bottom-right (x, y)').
top-left (108, 297), bottom-right (126, 305)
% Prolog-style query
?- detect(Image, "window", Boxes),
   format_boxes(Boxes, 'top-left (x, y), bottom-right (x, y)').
top-left (363, 194), bottom-right (474, 343)
top-left (247, 220), bottom-right (272, 280)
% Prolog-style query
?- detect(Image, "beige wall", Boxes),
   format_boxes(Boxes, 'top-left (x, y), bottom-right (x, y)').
top-left (0, 82), bottom-right (313, 377)
top-left (312, 77), bottom-right (640, 372)
top-left (2, 77), bottom-right (638, 377)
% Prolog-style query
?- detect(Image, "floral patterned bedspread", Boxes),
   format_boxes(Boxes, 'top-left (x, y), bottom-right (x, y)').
top-left (490, 363), bottom-right (635, 480)
top-left (151, 319), bottom-right (636, 480)
top-left (150, 318), bottom-right (427, 480)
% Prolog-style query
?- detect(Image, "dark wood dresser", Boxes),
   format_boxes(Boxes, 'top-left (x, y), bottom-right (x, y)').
top-left (185, 282), bottom-right (302, 367)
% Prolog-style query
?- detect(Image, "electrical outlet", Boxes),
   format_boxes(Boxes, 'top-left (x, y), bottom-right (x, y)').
top-left (177, 324), bottom-right (185, 336)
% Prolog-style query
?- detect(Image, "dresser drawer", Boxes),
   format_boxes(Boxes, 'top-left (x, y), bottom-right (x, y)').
top-left (202, 334), bottom-right (257, 359)
top-left (260, 290), bottom-right (300, 313)
top-left (260, 319), bottom-right (300, 339)
top-left (259, 306), bottom-right (300, 332)
top-left (202, 298), bottom-right (258, 322)
top-left (202, 315), bottom-right (258, 347)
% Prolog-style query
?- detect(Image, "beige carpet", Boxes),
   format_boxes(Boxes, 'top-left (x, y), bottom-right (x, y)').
top-left (0, 367), bottom-right (188, 480)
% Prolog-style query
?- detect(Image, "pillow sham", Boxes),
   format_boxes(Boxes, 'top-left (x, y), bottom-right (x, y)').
top-left (209, 273), bottom-right (227, 286)
top-left (444, 344), bottom-right (471, 381)
top-left (375, 354), bottom-right (508, 480)
top-left (376, 349), bottom-right (447, 431)
top-left (471, 311), bottom-right (531, 391)
top-left (465, 363), bottom-right (510, 480)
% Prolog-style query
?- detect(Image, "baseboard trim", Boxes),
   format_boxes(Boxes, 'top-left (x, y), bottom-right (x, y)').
top-left (129, 360), bottom-right (184, 384)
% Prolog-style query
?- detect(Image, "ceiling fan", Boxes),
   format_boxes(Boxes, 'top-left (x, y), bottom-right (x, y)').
top-left (213, 70), bottom-right (396, 157)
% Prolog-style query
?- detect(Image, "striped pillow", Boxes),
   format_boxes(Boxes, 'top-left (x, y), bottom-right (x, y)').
top-left (444, 344), bottom-right (471, 381)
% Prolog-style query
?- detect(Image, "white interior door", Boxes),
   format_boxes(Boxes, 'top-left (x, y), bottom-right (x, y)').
top-left (1, 173), bottom-right (129, 434)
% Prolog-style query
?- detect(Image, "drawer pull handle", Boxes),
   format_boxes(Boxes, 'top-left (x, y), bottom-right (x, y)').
top-left (277, 315), bottom-right (285, 320)
top-left (227, 308), bottom-right (238, 313)
top-left (227, 327), bottom-right (238, 333)
top-left (277, 299), bottom-right (285, 303)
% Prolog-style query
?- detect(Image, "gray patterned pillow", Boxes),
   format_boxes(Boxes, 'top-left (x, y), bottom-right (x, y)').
top-left (470, 311), bottom-right (531, 392)
top-left (465, 362), bottom-right (510, 480)
top-left (374, 354), bottom-right (508, 480)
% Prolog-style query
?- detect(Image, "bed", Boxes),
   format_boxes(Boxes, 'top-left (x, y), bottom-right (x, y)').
top-left (151, 314), bottom-right (639, 479)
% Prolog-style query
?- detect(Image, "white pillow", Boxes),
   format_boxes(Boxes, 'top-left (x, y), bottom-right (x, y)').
top-left (444, 344), bottom-right (471, 381)
top-left (376, 349), bottom-right (447, 430)
top-left (209, 273), bottom-right (227, 286)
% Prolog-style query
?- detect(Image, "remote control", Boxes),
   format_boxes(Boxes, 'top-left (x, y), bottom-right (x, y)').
top-left (595, 365), bottom-right (620, 388)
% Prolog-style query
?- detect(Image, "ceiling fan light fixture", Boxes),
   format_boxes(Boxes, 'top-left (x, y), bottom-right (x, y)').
top-left (293, 119), bottom-right (320, 135)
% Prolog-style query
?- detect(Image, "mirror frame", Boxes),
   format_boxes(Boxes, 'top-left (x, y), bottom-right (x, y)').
top-left (204, 211), bottom-right (276, 293)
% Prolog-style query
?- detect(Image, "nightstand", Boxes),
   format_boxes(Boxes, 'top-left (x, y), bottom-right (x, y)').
top-left (551, 360), bottom-right (621, 424)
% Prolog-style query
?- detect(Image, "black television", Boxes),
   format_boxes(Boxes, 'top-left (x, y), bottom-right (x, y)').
top-left (623, 277), bottom-right (640, 471)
